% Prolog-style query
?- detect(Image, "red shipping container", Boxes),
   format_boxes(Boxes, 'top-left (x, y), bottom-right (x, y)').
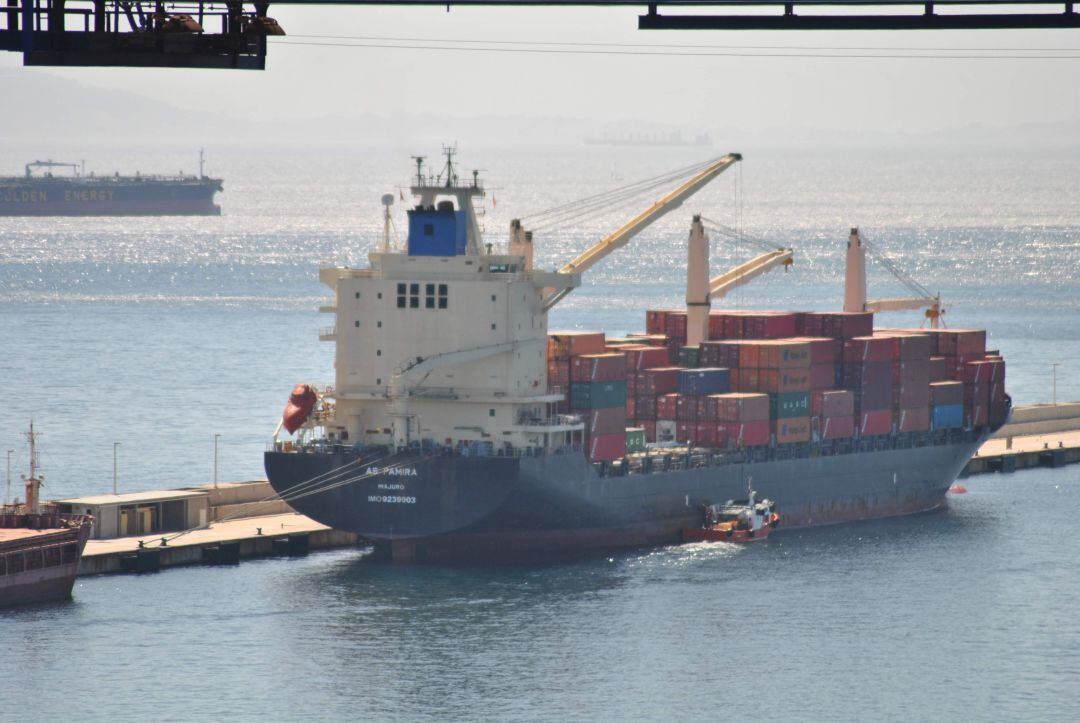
top-left (742, 312), bottom-right (798, 339)
top-left (806, 311), bottom-right (874, 339)
top-left (756, 369), bottom-right (779, 393)
top-left (813, 389), bottom-right (855, 418)
top-left (938, 329), bottom-right (987, 357)
top-left (625, 396), bottom-right (636, 419)
top-left (886, 333), bottom-right (931, 361)
top-left (623, 346), bottom-right (672, 372)
top-left (895, 382), bottom-right (930, 410)
top-left (773, 416), bottom-right (811, 444)
top-left (989, 380), bottom-right (1007, 404)
top-left (810, 363), bottom-right (838, 390)
top-left (571, 353), bottom-right (627, 382)
top-left (633, 395), bottom-right (657, 420)
top-left (929, 381), bottom-right (964, 407)
top-left (585, 407), bottom-right (627, 435)
top-left (548, 331), bottom-right (606, 360)
top-left (676, 422), bottom-right (696, 444)
top-left (964, 382), bottom-right (990, 407)
top-left (645, 310), bottom-right (677, 335)
top-left (639, 420), bottom-right (657, 442)
top-left (928, 356), bottom-right (948, 382)
top-left (547, 360), bottom-right (571, 386)
top-left (844, 336), bottom-right (894, 363)
top-left (721, 419), bottom-right (771, 447)
top-left (588, 433), bottom-right (626, 462)
top-left (855, 385), bottom-right (893, 412)
top-left (694, 422), bottom-right (721, 446)
top-left (892, 360), bottom-right (930, 386)
top-left (722, 315), bottom-right (745, 339)
top-left (738, 342), bottom-right (762, 369)
top-left (656, 393), bottom-right (679, 420)
top-left (625, 374), bottom-right (638, 396)
top-left (894, 406), bottom-right (930, 433)
top-left (842, 361), bottom-right (892, 388)
top-left (637, 367), bottom-right (681, 395)
top-left (815, 414), bottom-right (855, 440)
top-left (967, 404), bottom-right (988, 427)
top-left (713, 393), bottom-right (770, 422)
top-left (792, 336), bottom-right (840, 364)
top-left (696, 396), bottom-right (718, 422)
top-left (859, 409), bottom-right (893, 436)
top-left (676, 395), bottom-right (698, 421)
top-left (738, 368), bottom-right (761, 392)
top-left (664, 311), bottom-right (688, 340)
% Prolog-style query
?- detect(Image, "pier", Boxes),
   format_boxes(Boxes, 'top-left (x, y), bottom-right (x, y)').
top-left (964, 403), bottom-right (1080, 476)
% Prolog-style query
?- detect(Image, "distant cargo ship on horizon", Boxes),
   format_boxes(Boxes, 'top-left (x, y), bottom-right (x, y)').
top-left (0, 151), bottom-right (223, 216)
top-left (585, 130), bottom-right (713, 148)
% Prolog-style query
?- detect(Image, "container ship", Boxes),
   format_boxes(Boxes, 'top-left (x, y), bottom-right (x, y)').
top-left (264, 149), bottom-right (1009, 563)
top-left (1, 424), bottom-right (93, 606)
top-left (0, 154), bottom-right (223, 216)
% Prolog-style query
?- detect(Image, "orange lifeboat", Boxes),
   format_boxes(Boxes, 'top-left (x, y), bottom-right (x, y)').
top-left (282, 384), bottom-right (318, 434)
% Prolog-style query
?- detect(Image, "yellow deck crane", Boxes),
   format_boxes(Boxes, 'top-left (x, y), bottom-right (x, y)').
top-left (845, 228), bottom-right (943, 328)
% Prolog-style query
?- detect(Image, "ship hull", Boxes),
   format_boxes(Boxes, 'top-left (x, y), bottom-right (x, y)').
top-left (0, 517), bottom-right (93, 606)
top-left (265, 431), bottom-right (986, 563)
top-left (0, 179), bottom-right (222, 216)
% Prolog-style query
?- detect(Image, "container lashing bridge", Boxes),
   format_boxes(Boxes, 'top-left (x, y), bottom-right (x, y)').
top-left (2, 0), bottom-right (1077, 69)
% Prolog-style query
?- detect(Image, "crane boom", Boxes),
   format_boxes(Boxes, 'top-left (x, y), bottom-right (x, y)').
top-left (540, 153), bottom-right (742, 311)
top-left (709, 248), bottom-right (794, 298)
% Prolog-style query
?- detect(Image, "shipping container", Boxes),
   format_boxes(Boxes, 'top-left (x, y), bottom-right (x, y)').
top-left (771, 391), bottom-right (810, 419)
top-left (637, 367), bottom-right (681, 395)
top-left (587, 433), bottom-right (627, 462)
top-left (778, 369), bottom-right (812, 393)
top-left (894, 406), bottom-right (931, 433)
top-left (854, 384), bottom-right (893, 412)
top-left (842, 361), bottom-right (892, 388)
top-left (809, 363), bottom-right (838, 390)
top-left (937, 329), bottom-right (987, 357)
top-left (720, 419), bottom-right (771, 447)
top-left (885, 333), bottom-right (931, 361)
top-left (656, 419), bottom-right (678, 443)
top-left (843, 336), bottom-right (894, 363)
top-left (989, 380), bottom-right (1007, 404)
top-left (804, 311), bottom-right (874, 339)
top-left (623, 345), bottom-right (672, 372)
top-left (964, 382), bottom-right (990, 407)
top-left (758, 339), bottom-right (812, 369)
top-left (625, 427), bottom-right (647, 454)
top-left (548, 331), bottom-right (606, 360)
top-left (814, 414), bottom-right (855, 440)
top-left (738, 342), bottom-right (761, 370)
top-left (792, 336), bottom-right (841, 364)
top-left (711, 393), bottom-right (771, 422)
top-left (773, 416), bottom-right (811, 444)
top-left (741, 312), bottom-right (798, 339)
top-left (677, 367), bottom-right (732, 396)
top-left (645, 309), bottom-right (676, 335)
top-left (929, 380), bottom-right (964, 406)
top-left (676, 422), bottom-right (696, 444)
top-left (639, 420), bottom-right (657, 442)
top-left (657, 393), bottom-right (679, 420)
top-left (962, 359), bottom-right (1006, 385)
top-left (678, 345), bottom-right (700, 368)
top-left (967, 404), bottom-right (988, 427)
top-left (812, 389), bottom-right (855, 418)
top-left (570, 380), bottom-right (627, 410)
top-left (585, 407), bottom-right (627, 435)
top-left (932, 403), bottom-right (964, 429)
top-left (676, 394), bottom-right (699, 421)
top-left (547, 360), bottom-right (571, 386)
top-left (928, 356), bottom-right (948, 382)
top-left (664, 311), bottom-right (689, 341)
top-left (859, 409), bottom-right (893, 436)
top-left (894, 382), bottom-right (930, 410)
top-left (633, 395), bottom-right (657, 420)
top-left (570, 353), bottom-right (627, 382)
top-left (891, 360), bottom-right (930, 386)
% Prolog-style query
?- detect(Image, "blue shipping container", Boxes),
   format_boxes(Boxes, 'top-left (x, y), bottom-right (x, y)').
top-left (932, 404), bottom-right (964, 429)
top-left (677, 367), bottom-right (731, 396)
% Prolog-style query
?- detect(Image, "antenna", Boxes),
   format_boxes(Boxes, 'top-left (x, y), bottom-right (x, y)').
top-left (441, 143), bottom-right (458, 188)
top-left (21, 421), bottom-right (42, 514)
top-left (199, 148), bottom-right (205, 178)
top-left (381, 193), bottom-right (395, 252)
top-left (411, 156), bottom-right (426, 187)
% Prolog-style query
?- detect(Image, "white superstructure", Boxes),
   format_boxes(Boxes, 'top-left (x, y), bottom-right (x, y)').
top-left (309, 148), bottom-right (744, 452)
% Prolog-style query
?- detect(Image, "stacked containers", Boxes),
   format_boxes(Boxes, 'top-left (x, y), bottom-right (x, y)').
top-left (757, 339), bottom-right (812, 443)
top-left (887, 333), bottom-right (932, 433)
top-left (570, 378), bottom-right (627, 461)
top-left (930, 380), bottom-right (964, 429)
top-left (812, 389), bottom-right (855, 440)
top-left (548, 332), bottom-right (606, 411)
top-left (842, 335), bottom-right (893, 436)
top-left (712, 392), bottom-right (771, 447)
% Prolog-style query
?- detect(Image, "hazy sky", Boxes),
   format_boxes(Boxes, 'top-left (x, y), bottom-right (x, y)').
top-left (2, 6), bottom-right (1079, 139)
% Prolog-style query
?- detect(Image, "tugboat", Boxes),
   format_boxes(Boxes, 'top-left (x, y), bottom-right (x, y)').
top-left (682, 489), bottom-right (779, 543)
top-left (0, 424), bottom-right (93, 606)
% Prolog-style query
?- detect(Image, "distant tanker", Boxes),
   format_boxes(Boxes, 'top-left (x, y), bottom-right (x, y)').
top-left (0, 155), bottom-right (223, 216)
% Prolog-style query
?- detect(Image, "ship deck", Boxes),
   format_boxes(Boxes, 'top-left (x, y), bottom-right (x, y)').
top-left (0, 527), bottom-right (68, 543)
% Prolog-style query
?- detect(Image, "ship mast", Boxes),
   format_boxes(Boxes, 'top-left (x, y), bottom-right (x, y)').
top-left (22, 422), bottom-right (42, 514)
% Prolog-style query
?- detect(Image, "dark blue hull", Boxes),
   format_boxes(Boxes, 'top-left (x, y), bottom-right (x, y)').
top-left (265, 429), bottom-right (988, 563)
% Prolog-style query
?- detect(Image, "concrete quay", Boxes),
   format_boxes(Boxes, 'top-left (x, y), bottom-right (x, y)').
top-left (964, 403), bottom-right (1080, 476)
top-left (78, 512), bottom-right (359, 575)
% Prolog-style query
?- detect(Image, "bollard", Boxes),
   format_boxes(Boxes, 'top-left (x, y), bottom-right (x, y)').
top-left (1006, 436), bottom-right (1013, 450)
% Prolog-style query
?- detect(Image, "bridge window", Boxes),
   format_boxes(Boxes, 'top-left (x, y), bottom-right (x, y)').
top-left (425, 283), bottom-right (436, 309)
top-left (438, 284), bottom-right (448, 309)
top-left (396, 283), bottom-right (406, 308)
top-left (409, 283), bottom-right (420, 309)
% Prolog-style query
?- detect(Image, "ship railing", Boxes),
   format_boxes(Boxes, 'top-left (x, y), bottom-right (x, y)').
top-left (515, 413), bottom-right (583, 427)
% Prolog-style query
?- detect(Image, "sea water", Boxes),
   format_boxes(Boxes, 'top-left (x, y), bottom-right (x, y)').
top-left (1, 143), bottom-right (1078, 720)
